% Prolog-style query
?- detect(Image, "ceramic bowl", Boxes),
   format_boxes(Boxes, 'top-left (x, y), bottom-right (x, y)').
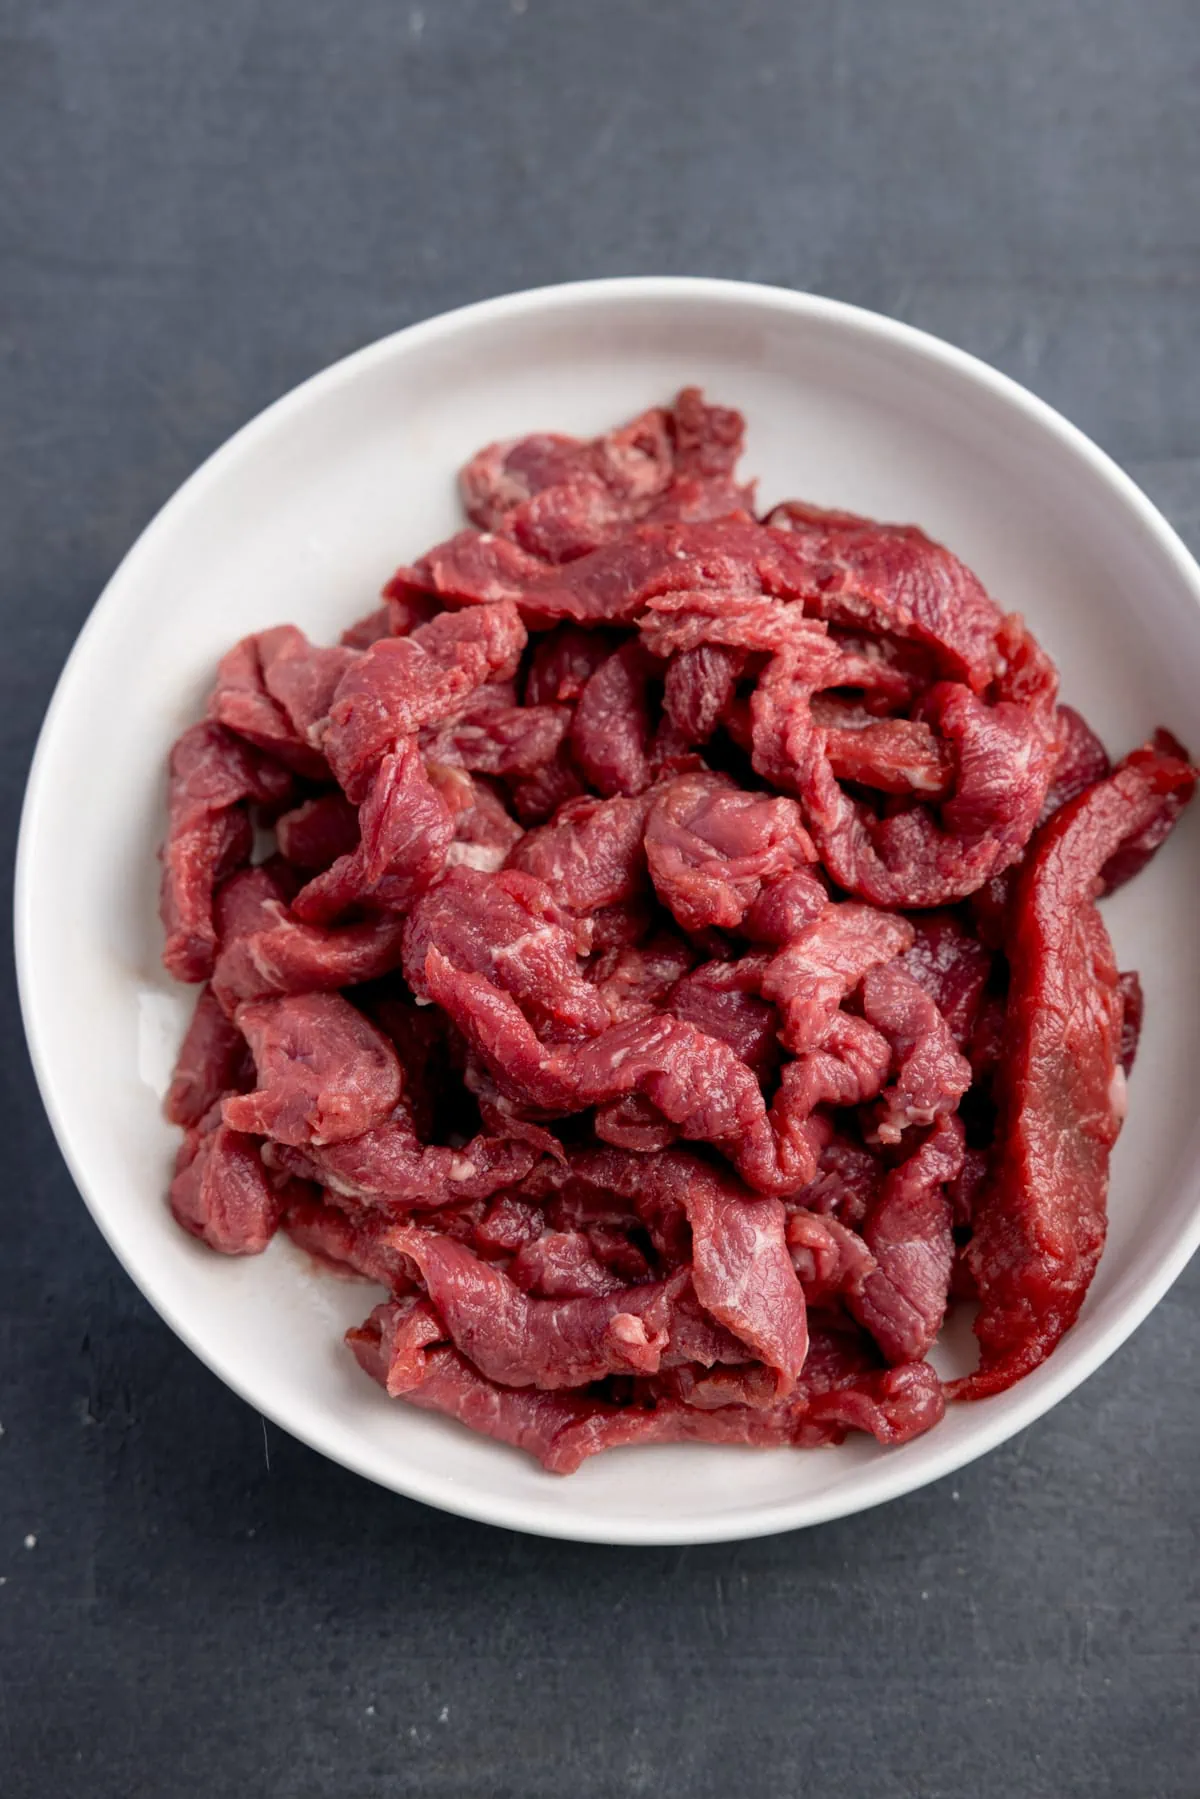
top-left (17, 278), bottom-right (1200, 1543)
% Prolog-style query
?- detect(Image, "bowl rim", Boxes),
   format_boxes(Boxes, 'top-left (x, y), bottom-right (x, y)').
top-left (15, 274), bottom-right (1200, 1544)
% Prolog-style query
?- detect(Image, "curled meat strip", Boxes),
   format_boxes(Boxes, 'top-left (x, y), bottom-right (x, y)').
top-left (953, 742), bottom-right (1195, 1399)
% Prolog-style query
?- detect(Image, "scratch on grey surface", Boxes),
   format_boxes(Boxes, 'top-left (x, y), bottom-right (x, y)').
top-left (261, 1416), bottom-right (271, 1473)
top-left (713, 1571), bottom-right (730, 1642)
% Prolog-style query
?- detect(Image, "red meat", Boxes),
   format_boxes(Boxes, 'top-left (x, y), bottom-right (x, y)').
top-left (265, 1119), bottom-right (541, 1214)
top-left (506, 791), bottom-right (654, 915)
top-left (275, 793), bottom-right (360, 871)
top-left (645, 771), bottom-right (815, 933)
top-left (223, 992), bottom-right (402, 1146)
top-left (589, 933), bottom-right (698, 1025)
top-left (170, 1105), bottom-right (281, 1255)
top-left (385, 1227), bottom-right (679, 1388)
top-left (159, 722), bottom-right (291, 983)
top-left (282, 1195), bottom-right (421, 1291)
top-left (165, 985), bottom-right (252, 1128)
top-left (570, 641), bottom-right (661, 796)
top-left (322, 601), bottom-right (526, 801)
top-left (849, 1115), bottom-right (965, 1364)
top-left (859, 961), bottom-right (972, 1145)
top-left (161, 389), bottom-right (1196, 1474)
top-left (291, 739), bottom-right (455, 923)
top-left (761, 903), bottom-right (913, 1054)
top-left (403, 865), bottom-right (607, 1044)
top-left (668, 957), bottom-right (780, 1078)
top-left (954, 741), bottom-right (1195, 1399)
top-left (663, 644), bottom-right (744, 743)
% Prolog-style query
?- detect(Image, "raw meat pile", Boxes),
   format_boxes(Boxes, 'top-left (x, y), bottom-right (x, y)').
top-left (160, 388), bottom-right (1195, 1475)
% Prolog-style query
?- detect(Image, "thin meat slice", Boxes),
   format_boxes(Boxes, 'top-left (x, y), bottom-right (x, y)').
top-left (643, 592), bottom-right (1061, 907)
top-left (767, 1014), bottom-right (894, 1184)
top-left (761, 903), bottom-right (913, 1054)
top-left (214, 860), bottom-right (296, 941)
top-left (571, 1016), bottom-right (809, 1195)
top-left (645, 771), bottom-right (816, 934)
top-left (536, 1329), bottom-right (944, 1472)
top-left (266, 1121), bottom-right (541, 1214)
top-left (786, 1135), bottom-right (884, 1229)
top-left (207, 625), bottom-right (356, 779)
top-left (668, 958), bottom-right (779, 1078)
top-left (211, 906), bottom-right (409, 1011)
top-left (506, 791), bottom-right (654, 915)
top-left (378, 580), bottom-right (444, 638)
top-left (1118, 970), bottom-right (1144, 1078)
top-left (292, 740), bottom-right (455, 924)
top-left (593, 1094), bottom-right (680, 1153)
top-left (571, 641), bottom-right (661, 797)
top-left (461, 408), bottom-right (675, 536)
top-left (954, 740), bottom-right (1195, 1400)
top-left (506, 745), bottom-right (590, 825)
top-left (1100, 727), bottom-right (1194, 893)
top-left (402, 865), bottom-right (607, 1041)
top-left (668, 386), bottom-right (747, 480)
top-left (395, 517), bottom-right (776, 627)
top-left (524, 625), bottom-right (618, 705)
top-left (419, 700), bottom-right (570, 778)
top-left (159, 722), bottom-right (292, 983)
top-left (259, 627), bottom-right (357, 745)
top-left (764, 499), bottom-right (1004, 691)
top-left (275, 793), bottom-right (361, 871)
top-left (460, 390), bottom-right (750, 558)
top-left (824, 717), bottom-right (955, 796)
top-left (509, 478), bottom-right (630, 563)
top-left (663, 644), bottom-right (744, 743)
top-left (165, 984), bottom-right (252, 1128)
top-left (588, 933), bottom-right (698, 1025)
top-left (754, 643), bottom-right (1060, 908)
top-left (653, 592), bottom-right (1053, 906)
top-left (282, 1195), bottom-right (422, 1291)
top-left (1040, 703), bottom-right (1110, 822)
top-left (667, 1157), bottom-right (809, 1396)
top-left (510, 1232), bottom-right (628, 1298)
top-left (387, 1227), bottom-right (677, 1388)
top-left (859, 961), bottom-right (973, 1145)
top-left (850, 1115), bottom-right (965, 1364)
top-left (339, 604), bottom-right (395, 651)
top-left (207, 630), bottom-right (330, 779)
top-left (426, 764), bottom-right (524, 874)
top-left (347, 1297), bottom-right (450, 1394)
top-left (462, 432), bottom-right (609, 532)
top-left (424, 954), bottom-right (818, 1195)
top-left (743, 868), bottom-right (830, 945)
top-left (350, 1320), bottom-right (631, 1461)
top-left (223, 993), bottom-right (402, 1147)
top-left (170, 1105), bottom-right (281, 1255)
top-left (405, 509), bottom-right (996, 680)
top-left (474, 1194), bottom-right (544, 1255)
top-left (897, 912), bottom-right (993, 1048)
top-left (322, 601), bottom-right (527, 801)
top-left (354, 993), bottom-right (450, 1142)
top-left (785, 1210), bottom-right (877, 1306)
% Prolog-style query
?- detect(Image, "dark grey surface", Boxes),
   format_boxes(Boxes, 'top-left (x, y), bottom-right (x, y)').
top-left (2, 2), bottom-right (1198, 1794)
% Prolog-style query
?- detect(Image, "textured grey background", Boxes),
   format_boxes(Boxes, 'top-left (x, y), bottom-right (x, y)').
top-left (2, 3), bottom-right (1198, 1795)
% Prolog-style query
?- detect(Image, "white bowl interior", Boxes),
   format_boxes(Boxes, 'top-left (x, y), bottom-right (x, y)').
top-left (17, 280), bottom-right (1200, 1542)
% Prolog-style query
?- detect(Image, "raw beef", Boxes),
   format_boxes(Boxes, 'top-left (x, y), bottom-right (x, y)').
top-left (158, 387), bottom-right (1196, 1474)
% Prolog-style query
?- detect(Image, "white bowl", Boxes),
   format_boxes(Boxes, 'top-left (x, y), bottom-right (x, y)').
top-left (16, 278), bottom-right (1200, 1544)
